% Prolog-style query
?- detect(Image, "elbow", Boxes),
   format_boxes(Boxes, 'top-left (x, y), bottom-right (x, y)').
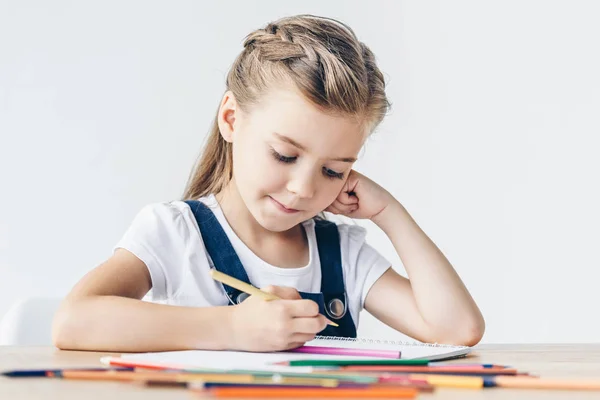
top-left (456, 319), bottom-right (485, 347)
top-left (445, 315), bottom-right (486, 347)
top-left (427, 314), bottom-right (486, 347)
top-left (51, 302), bottom-right (78, 350)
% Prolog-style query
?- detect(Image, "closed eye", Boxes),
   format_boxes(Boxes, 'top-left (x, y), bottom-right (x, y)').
top-left (323, 167), bottom-right (344, 180)
top-left (271, 147), bottom-right (345, 180)
top-left (270, 148), bottom-right (296, 163)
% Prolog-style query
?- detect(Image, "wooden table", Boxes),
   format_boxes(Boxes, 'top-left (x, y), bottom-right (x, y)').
top-left (1, 344), bottom-right (600, 399)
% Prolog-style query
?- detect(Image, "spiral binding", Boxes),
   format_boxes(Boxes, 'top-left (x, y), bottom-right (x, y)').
top-left (313, 335), bottom-right (467, 349)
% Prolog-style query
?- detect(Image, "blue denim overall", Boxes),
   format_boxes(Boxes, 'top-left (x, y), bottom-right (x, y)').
top-left (185, 200), bottom-right (357, 338)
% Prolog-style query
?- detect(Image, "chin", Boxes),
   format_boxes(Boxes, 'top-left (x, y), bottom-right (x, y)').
top-left (256, 212), bottom-right (299, 232)
top-left (249, 200), bottom-right (301, 232)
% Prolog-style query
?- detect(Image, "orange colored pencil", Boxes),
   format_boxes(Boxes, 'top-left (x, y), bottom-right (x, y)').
top-left (51, 370), bottom-right (252, 382)
top-left (207, 386), bottom-right (418, 398)
top-left (343, 366), bottom-right (518, 375)
top-left (52, 370), bottom-right (338, 387)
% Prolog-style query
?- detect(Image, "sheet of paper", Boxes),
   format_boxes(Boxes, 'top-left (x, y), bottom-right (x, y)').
top-left (120, 349), bottom-right (383, 373)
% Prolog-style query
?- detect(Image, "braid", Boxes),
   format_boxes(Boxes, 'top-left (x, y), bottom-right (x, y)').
top-left (184, 15), bottom-right (389, 200)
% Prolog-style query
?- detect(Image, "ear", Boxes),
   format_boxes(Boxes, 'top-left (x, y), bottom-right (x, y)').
top-left (217, 91), bottom-right (238, 143)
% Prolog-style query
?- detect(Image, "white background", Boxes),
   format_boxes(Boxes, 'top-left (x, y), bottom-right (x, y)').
top-left (1, 0), bottom-right (599, 343)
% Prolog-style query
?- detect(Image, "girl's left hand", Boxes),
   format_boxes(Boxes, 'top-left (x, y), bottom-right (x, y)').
top-left (325, 170), bottom-right (394, 220)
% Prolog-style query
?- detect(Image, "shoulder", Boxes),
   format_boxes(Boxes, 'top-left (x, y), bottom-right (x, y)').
top-left (128, 201), bottom-right (189, 229)
top-left (121, 200), bottom-right (217, 245)
top-left (130, 196), bottom-right (217, 225)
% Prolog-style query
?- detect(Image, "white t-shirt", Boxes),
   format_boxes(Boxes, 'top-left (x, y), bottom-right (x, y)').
top-left (115, 194), bottom-right (391, 327)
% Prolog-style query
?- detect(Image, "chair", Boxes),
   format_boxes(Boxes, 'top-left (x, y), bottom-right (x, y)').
top-left (0, 297), bottom-right (62, 346)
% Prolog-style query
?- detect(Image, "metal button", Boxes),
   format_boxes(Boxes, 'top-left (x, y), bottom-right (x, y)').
top-left (236, 292), bottom-right (250, 304)
top-left (327, 298), bottom-right (346, 319)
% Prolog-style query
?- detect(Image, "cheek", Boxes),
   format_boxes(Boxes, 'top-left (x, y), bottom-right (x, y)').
top-left (238, 152), bottom-right (287, 192)
top-left (314, 180), bottom-right (345, 207)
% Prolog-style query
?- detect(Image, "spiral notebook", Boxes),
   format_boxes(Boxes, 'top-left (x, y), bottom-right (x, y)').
top-left (300, 335), bottom-right (472, 361)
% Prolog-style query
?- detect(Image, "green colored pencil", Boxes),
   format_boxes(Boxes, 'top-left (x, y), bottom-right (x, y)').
top-left (287, 359), bottom-right (431, 367)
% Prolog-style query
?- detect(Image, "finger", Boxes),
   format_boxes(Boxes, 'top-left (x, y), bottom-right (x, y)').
top-left (267, 285), bottom-right (302, 300)
top-left (337, 192), bottom-right (359, 206)
top-left (261, 285), bottom-right (301, 300)
top-left (331, 200), bottom-right (358, 214)
top-left (290, 332), bottom-right (317, 343)
top-left (291, 316), bottom-right (327, 334)
top-left (326, 204), bottom-right (342, 214)
top-left (284, 342), bottom-right (307, 350)
top-left (286, 299), bottom-right (320, 318)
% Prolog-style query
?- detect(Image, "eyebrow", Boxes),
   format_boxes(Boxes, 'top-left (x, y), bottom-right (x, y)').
top-left (273, 132), bottom-right (357, 163)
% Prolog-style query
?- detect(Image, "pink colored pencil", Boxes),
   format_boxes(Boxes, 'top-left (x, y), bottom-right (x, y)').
top-left (290, 346), bottom-right (401, 359)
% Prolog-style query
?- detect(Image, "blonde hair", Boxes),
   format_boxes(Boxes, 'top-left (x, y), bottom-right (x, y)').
top-left (183, 14), bottom-right (390, 200)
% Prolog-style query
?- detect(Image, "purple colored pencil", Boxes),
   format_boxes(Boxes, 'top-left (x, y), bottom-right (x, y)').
top-left (290, 346), bottom-right (401, 359)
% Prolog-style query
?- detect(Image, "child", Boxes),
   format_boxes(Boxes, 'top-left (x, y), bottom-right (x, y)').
top-left (53, 14), bottom-right (485, 352)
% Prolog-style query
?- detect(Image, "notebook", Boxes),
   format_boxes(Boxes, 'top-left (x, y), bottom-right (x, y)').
top-left (301, 335), bottom-right (472, 361)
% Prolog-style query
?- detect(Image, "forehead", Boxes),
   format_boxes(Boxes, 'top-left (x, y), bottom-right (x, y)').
top-left (245, 87), bottom-right (367, 156)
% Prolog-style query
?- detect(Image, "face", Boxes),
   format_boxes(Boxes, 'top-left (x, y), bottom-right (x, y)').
top-left (218, 87), bottom-right (367, 232)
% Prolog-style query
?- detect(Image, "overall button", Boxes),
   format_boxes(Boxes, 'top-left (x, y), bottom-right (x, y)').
top-left (327, 298), bottom-right (346, 319)
top-left (236, 292), bottom-right (250, 304)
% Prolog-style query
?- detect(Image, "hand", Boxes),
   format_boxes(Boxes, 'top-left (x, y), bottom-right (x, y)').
top-left (229, 285), bottom-right (327, 352)
top-left (326, 170), bottom-right (394, 220)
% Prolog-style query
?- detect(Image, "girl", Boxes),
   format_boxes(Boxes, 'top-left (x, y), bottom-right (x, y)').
top-left (53, 14), bottom-right (485, 352)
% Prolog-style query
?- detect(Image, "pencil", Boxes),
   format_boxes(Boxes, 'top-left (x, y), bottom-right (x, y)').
top-left (410, 374), bottom-right (485, 389)
top-left (206, 386), bottom-right (418, 398)
top-left (51, 370), bottom-right (339, 387)
top-left (210, 269), bottom-right (339, 327)
top-left (286, 359), bottom-right (430, 367)
top-left (1, 367), bottom-right (132, 377)
top-left (490, 376), bottom-right (600, 390)
top-left (342, 365), bottom-right (519, 375)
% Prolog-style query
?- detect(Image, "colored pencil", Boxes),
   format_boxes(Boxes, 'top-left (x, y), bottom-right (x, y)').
top-left (342, 365), bottom-right (519, 375)
top-left (410, 374), bottom-right (485, 389)
top-left (488, 376), bottom-right (600, 391)
top-left (210, 269), bottom-right (339, 327)
top-left (404, 374), bottom-right (600, 391)
top-left (290, 345), bottom-right (401, 359)
top-left (2, 367), bottom-right (132, 377)
top-left (206, 386), bottom-right (418, 398)
top-left (229, 370), bottom-right (378, 383)
top-left (430, 362), bottom-right (509, 368)
top-left (49, 370), bottom-right (340, 387)
top-left (286, 359), bottom-right (430, 367)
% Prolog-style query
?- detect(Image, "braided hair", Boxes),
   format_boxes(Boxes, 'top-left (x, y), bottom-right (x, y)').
top-left (183, 14), bottom-right (389, 200)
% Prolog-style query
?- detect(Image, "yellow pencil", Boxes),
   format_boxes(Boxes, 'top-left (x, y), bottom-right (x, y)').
top-left (410, 374), bottom-right (484, 389)
top-left (210, 269), bottom-right (339, 327)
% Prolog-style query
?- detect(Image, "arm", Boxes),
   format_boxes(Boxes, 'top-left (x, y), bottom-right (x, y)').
top-left (52, 249), bottom-right (326, 352)
top-left (365, 200), bottom-right (485, 346)
top-left (52, 249), bottom-right (237, 352)
top-left (327, 170), bottom-right (485, 346)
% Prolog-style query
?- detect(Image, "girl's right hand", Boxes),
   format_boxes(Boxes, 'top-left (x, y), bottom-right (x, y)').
top-left (229, 285), bottom-right (327, 352)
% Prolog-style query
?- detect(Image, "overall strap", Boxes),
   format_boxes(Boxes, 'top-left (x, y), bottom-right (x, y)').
top-left (313, 218), bottom-right (357, 338)
top-left (314, 219), bottom-right (345, 294)
top-left (184, 200), bottom-right (250, 303)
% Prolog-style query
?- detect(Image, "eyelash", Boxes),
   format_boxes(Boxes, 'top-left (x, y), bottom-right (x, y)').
top-left (270, 148), bottom-right (345, 180)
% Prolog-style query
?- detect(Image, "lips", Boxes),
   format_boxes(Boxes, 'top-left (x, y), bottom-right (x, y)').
top-left (269, 196), bottom-right (300, 213)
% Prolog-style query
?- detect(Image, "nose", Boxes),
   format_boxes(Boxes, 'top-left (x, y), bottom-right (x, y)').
top-left (286, 169), bottom-right (316, 199)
